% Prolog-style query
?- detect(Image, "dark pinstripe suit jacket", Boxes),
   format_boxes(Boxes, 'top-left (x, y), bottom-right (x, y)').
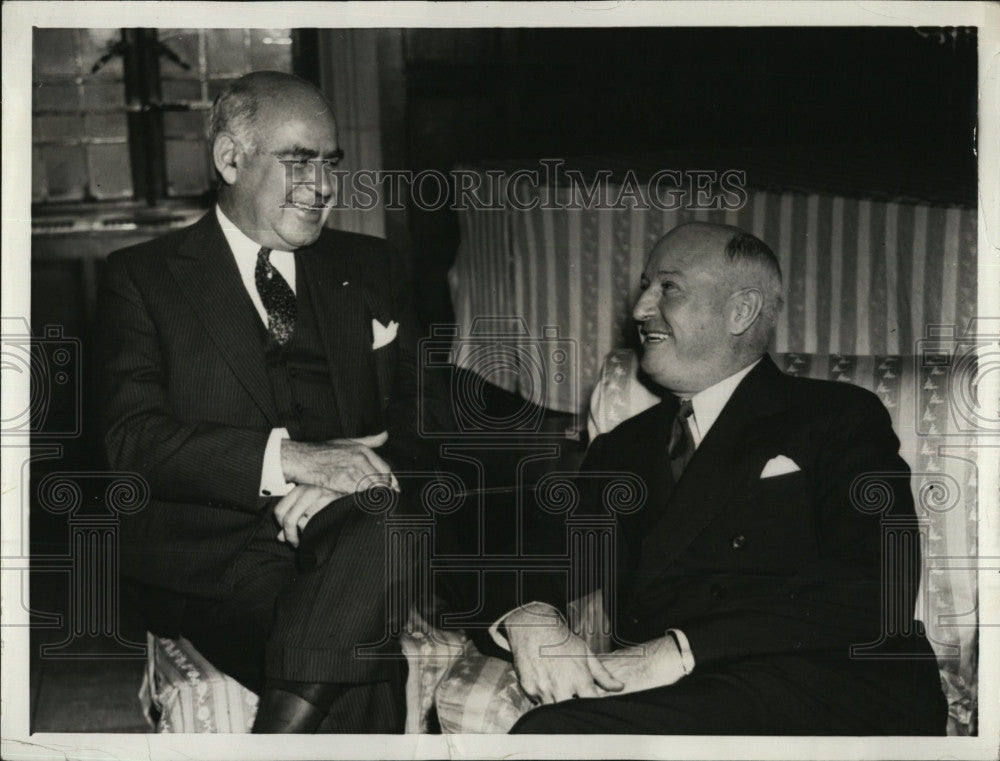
top-left (99, 211), bottom-right (441, 598)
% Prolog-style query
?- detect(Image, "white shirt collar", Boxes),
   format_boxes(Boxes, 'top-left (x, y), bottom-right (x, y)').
top-left (681, 358), bottom-right (762, 448)
top-left (215, 205), bottom-right (296, 324)
top-left (216, 204), bottom-right (295, 259)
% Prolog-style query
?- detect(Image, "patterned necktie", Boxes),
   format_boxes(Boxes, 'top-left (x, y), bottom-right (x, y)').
top-left (668, 399), bottom-right (695, 482)
top-left (254, 246), bottom-right (297, 346)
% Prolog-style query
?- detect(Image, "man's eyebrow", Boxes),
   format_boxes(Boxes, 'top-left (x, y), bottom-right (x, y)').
top-left (275, 145), bottom-right (343, 160)
top-left (642, 269), bottom-right (684, 279)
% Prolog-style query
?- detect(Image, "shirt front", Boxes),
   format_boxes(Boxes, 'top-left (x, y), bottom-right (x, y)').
top-left (683, 358), bottom-right (761, 449)
top-left (216, 205), bottom-right (297, 325)
top-left (215, 204), bottom-right (296, 497)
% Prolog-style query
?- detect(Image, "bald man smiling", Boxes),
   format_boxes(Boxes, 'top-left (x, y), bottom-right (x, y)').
top-left (495, 223), bottom-right (947, 735)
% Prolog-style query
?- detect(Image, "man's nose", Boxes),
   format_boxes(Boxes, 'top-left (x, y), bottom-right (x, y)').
top-left (290, 161), bottom-right (334, 205)
top-left (317, 162), bottom-right (336, 204)
top-left (632, 287), bottom-right (657, 322)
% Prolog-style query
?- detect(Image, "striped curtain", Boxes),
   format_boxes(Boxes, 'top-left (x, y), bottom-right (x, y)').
top-left (450, 174), bottom-right (977, 415)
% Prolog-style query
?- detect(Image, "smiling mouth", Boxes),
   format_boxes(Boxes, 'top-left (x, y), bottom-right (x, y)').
top-left (290, 201), bottom-right (324, 213)
top-left (641, 328), bottom-right (672, 344)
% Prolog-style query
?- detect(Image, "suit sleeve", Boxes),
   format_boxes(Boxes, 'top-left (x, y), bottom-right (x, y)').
top-left (682, 392), bottom-right (919, 668)
top-left (99, 252), bottom-right (270, 513)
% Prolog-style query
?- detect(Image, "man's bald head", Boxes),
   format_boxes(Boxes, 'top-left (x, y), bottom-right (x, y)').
top-left (209, 71), bottom-right (334, 154)
top-left (633, 222), bottom-right (784, 394)
top-left (209, 71), bottom-right (340, 250)
top-left (654, 222), bottom-right (783, 352)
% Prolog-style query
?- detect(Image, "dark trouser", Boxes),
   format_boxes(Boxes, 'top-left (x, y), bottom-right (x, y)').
top-left (143, 496), bottom-right (407, 733)
top-left (510, 652), bottom-right (948, 735)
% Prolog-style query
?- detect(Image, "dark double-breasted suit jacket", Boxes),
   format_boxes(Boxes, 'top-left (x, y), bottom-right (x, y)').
top-left (99, 211), bottom-right (445, 603)
top-left (523, 355), bottom-right (947, 730)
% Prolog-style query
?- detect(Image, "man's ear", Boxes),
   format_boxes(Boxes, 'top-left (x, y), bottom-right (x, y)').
top-left (212, 133), bottom-right (240, 185)
top-left (727, 288), bottom-right (764, 336)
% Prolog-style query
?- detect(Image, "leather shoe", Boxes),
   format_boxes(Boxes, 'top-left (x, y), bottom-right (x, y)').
top-left (251, 687), bottom-right (328, 733)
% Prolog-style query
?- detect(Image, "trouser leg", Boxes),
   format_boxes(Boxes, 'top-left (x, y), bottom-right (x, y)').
top-left (179, 497), bottom-right (407, 732)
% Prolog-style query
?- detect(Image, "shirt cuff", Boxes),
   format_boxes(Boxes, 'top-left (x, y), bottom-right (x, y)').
top-left (666, 628), bottom-right (696, 674)
top-left (488, 602), bottom-right (564, 652)
top-left (260, 428), bottom-right (293, 498)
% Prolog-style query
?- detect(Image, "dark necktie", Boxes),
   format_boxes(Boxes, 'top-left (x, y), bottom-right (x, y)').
top-left (668, 399), bottom-right (695, 482)
top-left (255, 246), bottom-right (297, 346)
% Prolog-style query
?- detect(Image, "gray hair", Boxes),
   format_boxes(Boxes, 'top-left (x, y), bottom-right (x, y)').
top-left (723, 231), bottom-right (784, 349)
top-left (209, 79), bottom-right (261, 152)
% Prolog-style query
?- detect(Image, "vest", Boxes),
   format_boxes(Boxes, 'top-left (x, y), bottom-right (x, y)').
top-left (258, 269), bottom-right (342, 442)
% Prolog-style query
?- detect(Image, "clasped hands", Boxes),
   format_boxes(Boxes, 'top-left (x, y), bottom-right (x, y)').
top-left (504, 602), bottom-right (687, 705)
top-left (274, 431), bottom-right (398, 546)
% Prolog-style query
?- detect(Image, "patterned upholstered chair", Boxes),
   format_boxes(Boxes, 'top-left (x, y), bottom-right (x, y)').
top-left (426, 348), bottom-right (979, 735)
top-left (139, 607), bottom-right (468, 733)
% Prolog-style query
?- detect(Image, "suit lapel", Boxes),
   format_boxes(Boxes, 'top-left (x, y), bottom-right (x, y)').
top-left (165, 212), bottom-right (278, 424)
top-left (631, 356), bottom-right (789, 598)
top-left (297, 240), bottom-right (373, 433)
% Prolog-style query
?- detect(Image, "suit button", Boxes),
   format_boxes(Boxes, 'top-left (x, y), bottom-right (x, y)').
top-left (293, 403), bottom-right (305, 415)
top-left (629, 615), bottom-right (640, 625)
top-left (710, 583), bottom-right (727, 598)
top-left (731, 534), bottom-right (746, 550)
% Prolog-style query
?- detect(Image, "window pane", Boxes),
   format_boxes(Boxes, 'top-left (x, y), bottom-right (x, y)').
top-left (82, 81), bottom-right (125, 110)
top-left (83, 113), bottom-right (128, 140)
top-left (206, 29), bottom-right (249, 75)
top-left (42, 144), bottom-right (87, 200)
top-left (207, 77), bottom-right (239, 100)
top-left (250, 29), bottom-right (294, 72)
top-left (159, 29), bottom-right (202, 79)
top-left (81, 29), bottom-right (124, 79)
top-left (34, 83), bottom-right (80, 113)
top-left (35, 115), bottom-right (83, 142)
top-left (88, 143), bottom-right (133, 199)
top-left (32, 27), bottom-right (306, 206)
top-left (165, 139), bottom-right (211, 196)
top-left (163, 110), bottom-right (208, 140)
top-left (34, 30), bottom-right (81, 76)
top-left (162, 79), bottom-right (203, 104)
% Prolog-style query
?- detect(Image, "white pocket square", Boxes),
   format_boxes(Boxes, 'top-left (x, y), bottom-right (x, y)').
top-left (372, 319), bottom-right (399, 350)
top-left (760, 455), bottom-right (801, 478)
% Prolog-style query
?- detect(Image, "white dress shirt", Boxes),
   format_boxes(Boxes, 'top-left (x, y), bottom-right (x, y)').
top-left (216, 205), bottom-right (295, 498)
top-left (684, 359), bottom-right (760, 449)
top-left (490, 358), bottom-right (764, 677)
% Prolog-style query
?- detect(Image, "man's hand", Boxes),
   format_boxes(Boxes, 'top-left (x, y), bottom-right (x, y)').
top-left (504, 602), bottom-right (623, 704)
top-left (280, 431), bottom-right (398, 495)
top-left (596, 635), bottom-right (686, 696)
top-left (273, 484), bottom-right (341, 547)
